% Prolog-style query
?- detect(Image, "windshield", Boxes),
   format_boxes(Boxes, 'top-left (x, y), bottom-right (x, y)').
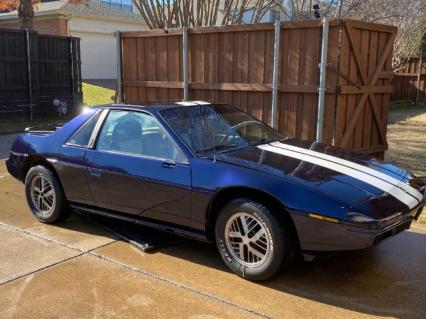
top-left (160, 104), bottom-right (283, 154)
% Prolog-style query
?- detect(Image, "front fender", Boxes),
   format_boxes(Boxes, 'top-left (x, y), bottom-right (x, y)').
top-left (190, 158), bottom-right (348, 229)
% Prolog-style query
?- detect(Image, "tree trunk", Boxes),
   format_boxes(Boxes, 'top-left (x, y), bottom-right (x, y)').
top-left (18, 0), bottom-right (34, 30)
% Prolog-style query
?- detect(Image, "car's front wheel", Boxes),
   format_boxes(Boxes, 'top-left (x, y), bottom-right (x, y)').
top-left (215, 199), bottom-right (295, 281)
top-left (25, 165), bottom-right (71, 223)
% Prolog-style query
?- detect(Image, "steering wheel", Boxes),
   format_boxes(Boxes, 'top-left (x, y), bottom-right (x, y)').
top-left (232, 120), bottom-right (263, 132)
top-left (216, 120), bottom-right (262, 145)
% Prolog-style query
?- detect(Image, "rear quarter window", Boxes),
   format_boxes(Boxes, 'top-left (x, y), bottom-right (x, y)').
top-left (67, 111), bottom-right (101, 147)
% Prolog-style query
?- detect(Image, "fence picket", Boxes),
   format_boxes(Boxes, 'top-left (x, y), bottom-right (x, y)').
top-left (392, 56), bottom-right (426, 102)
top-left (0, 28), bottom-right (82, 117)
top-left (120, 19), bottom-right (396, 157)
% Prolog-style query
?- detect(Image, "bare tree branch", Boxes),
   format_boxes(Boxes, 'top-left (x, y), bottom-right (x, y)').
top-left (278, 0), bottom-right (426, 70)
top-left (132, 0), bottom-right (425, 71)
top-left (133, 0), bottom-right (276, 29)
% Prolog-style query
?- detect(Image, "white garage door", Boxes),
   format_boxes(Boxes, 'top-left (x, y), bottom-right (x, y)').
top-left (71, 31), bottom-right (117, 80)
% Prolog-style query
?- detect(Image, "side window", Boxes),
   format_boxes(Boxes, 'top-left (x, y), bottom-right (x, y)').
top-left (67, 111), bottom-right (101, 147)
top-left (96, 110), bottom-right (186, 162)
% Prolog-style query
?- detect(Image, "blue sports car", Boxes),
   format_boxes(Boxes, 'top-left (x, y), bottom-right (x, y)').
top-left (6, 102), bottom-right (425, 281)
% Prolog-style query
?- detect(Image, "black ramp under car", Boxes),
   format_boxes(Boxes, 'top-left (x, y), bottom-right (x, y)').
top-left (77, 212), bottom-right (190, 252)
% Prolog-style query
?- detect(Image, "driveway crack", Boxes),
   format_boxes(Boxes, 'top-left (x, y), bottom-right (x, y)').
top-left (0, 221), bottom-right (117, 253)
top-left (89, 251), bottom-right (274, 319)
top-left (0, 221), bottom-right (274, 318)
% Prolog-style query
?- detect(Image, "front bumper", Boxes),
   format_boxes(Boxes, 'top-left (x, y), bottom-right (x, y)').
top-left (415, 184), bottom-right (426, 220)
top-left (290, 206), bottom-right (422, 253)
top-left (415, 206), bottom-right (424, 220)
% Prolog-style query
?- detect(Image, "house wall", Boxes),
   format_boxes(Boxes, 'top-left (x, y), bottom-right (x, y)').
top-left (69, 17), bottom-right (145, 80)
top-left (0, 16), bottom-right (68, 36)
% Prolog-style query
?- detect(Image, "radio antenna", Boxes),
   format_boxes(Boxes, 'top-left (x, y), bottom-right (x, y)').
top-left (212, 109), bottom-right (216, 163)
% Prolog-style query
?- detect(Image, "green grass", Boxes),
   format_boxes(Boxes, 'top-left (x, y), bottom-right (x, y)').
top-left (388, 100), bottom-right (426, 123)
top-left (0, 82), bottom-right (116, 134)
top-left (82, 82), bottom-right (115, 106)
top-left (386, 101), bottom-right (426, 224)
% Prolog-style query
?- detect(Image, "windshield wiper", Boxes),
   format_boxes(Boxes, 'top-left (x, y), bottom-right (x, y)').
top-left (196, 143), bottom-right (240, 154)
top-left (251, 138), bottom-right (278, 146)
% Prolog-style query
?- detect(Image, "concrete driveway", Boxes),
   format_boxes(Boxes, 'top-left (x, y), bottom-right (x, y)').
top-left (0, 161), bottom-right (425, 319)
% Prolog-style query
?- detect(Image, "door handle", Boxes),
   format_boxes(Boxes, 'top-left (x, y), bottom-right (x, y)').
top-left (162, 160), bottom-right (176, 169)
top-left (88, 168), bottom-right (102, 177)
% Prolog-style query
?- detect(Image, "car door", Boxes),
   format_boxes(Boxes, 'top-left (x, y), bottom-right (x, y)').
top-left (54, 109), bottom-right (104, 206)
top-left (84, 109), bottom-right (193, 228)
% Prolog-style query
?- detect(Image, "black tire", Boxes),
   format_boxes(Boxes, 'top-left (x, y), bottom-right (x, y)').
top-left (25, 165), bottom-right (71, 223)
top-left (215, 198), bottom-right (296, 281)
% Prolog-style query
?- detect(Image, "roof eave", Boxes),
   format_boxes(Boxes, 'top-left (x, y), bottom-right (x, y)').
top-left (0, 10), bottom-right (71, 21)
top-left (0, 10), bottom-right (145, 25)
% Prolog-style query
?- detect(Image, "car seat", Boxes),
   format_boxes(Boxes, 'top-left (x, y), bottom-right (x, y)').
top-left (111, 119), bottom-right (143, 154)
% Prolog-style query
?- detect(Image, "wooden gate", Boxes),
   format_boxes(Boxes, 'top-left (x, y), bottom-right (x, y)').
top-left (120, 19), bottom-right (396, 157)
top-left (333, 20), bottom-right (396, 156)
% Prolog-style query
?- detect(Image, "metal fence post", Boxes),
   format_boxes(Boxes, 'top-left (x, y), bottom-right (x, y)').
top-left (316, 17), bottom-right (329, 142)
top-left (69, 37), bottom-right (75, 108)
top-left (271, 20), bottom-right (281, 129)
top-left (115, 31), bottom-right (123, 103)
top-left (182, 27), bottom-right (189, 101)
top-left (416, 56), bottom-right (423, 105)
top-left (25, 29), bottom-right (33, 120)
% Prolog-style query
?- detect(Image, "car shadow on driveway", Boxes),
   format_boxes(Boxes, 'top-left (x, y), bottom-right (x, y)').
top-left (268, 233), bottom-right (426, 319)
top-left (130, 224), bottom-right (426, 319)
top-left (44, 210), bottom-right (426, 319)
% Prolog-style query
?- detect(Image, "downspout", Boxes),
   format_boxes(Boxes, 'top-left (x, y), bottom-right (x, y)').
top-left (66, 13), bottom-right (73, 37)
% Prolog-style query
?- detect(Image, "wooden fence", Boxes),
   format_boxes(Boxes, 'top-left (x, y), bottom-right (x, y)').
top-left (0, 28), bottom-right (82, 117)
top-left (392, 56), bottom-right (426, 102)
top-left (119, 19), bottom-right (396, 157)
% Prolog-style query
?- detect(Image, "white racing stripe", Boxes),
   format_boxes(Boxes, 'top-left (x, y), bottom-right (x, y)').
top-left (271, 141), bottom-right (424, 202)
top-left (257, 144), bottom-right (420, 209)
top-left (175, 101), bottom-right (210, 106)
top-left (176, 101), bottom-right (197, 106)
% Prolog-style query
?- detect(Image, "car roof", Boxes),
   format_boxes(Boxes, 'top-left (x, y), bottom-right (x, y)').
top-left (98, 101), bottom-right (214, 114)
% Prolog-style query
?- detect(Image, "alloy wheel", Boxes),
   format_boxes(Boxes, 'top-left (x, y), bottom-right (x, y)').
top-left (30, 175), bottom-right (55, 212)
top-left (224, 212), bottom-right (271, 267)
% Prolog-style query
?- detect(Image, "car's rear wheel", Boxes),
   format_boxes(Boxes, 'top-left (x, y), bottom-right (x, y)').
top-left (25, 165), bottom-right (71, 223)
top-left (215, 199), bottom-right (295, 281)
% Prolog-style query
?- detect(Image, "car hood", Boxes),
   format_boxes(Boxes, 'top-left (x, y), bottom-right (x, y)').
top-left (214, 138), bottom-right (424, 217)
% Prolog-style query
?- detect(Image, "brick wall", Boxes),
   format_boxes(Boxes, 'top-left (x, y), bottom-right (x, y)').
top-left (0, 17), bottom-right (68, 36)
